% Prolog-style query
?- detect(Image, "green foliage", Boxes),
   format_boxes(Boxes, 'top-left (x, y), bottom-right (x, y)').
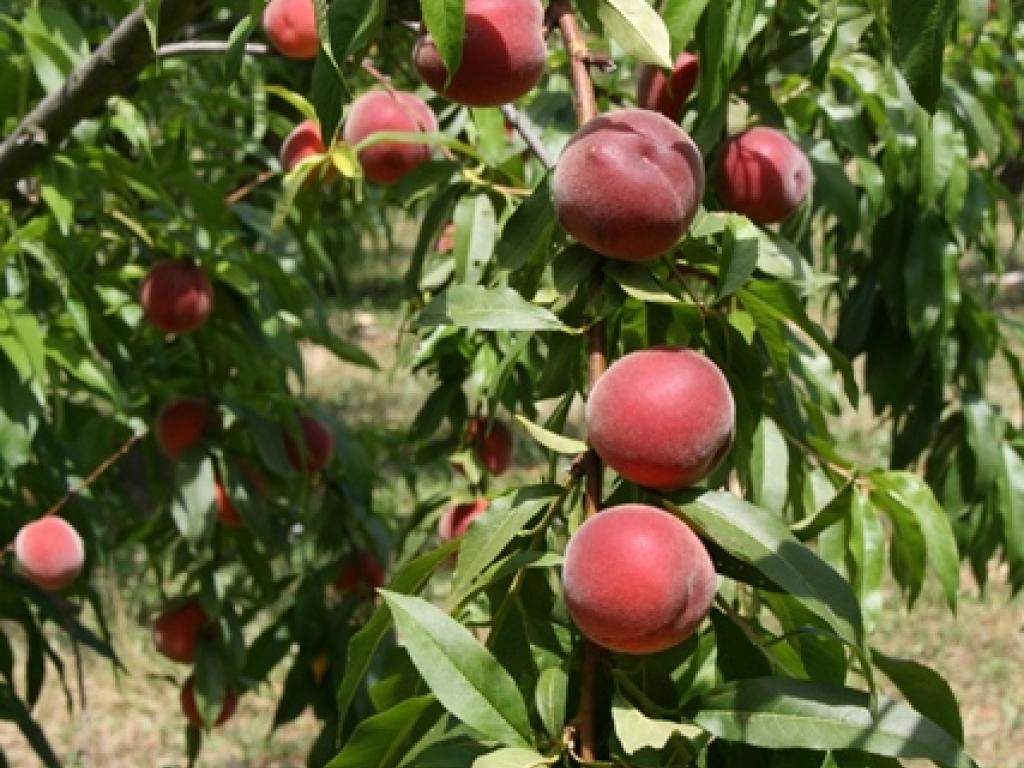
top-left (1, 0), bottom-right (1022, 766)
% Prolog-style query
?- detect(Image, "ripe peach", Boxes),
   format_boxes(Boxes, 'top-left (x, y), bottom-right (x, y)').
top-left (213, 463), bottom-right (264, 528)
top-left (552, 108), bottom-right (705, 262)
top-left (438, 498), bottom-right (489, 542)
top-left (155, 398), bottom-right (215, 460)
top-left (562, 504), bottom-right (716, 654)
top-left (262, 0), bottom-right (318, 60)
top-left (283, 415), bottom-right (334, 474)
top-left (586, 348), bottom-right (734, 490)
top-left (14, 517), bottom-right (85, 591)
top-left (280, 119), bottom-right (332, 177)
top-left (466, 417), bottom-right (513, 475)
top-left (152, 601), bottom-right (215, 664)
top-left (180, 676), bottom-right (238, 729)
top-left (412, 0), bottom-right (547, 107)
top-left (342, 89), bottom-right (437, 185)
top-left (334, 552), bottom-right (386, 594)
top-left (139, 259), bottom-right (214, 334)
top-left (715, 126), bottom-right (812, 224)
top-left (637, 52), bottom-right (699, 122)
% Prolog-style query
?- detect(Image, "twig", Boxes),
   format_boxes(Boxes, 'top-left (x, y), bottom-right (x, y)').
top-left (225, 168), bottom-right (276, 204)
top-left (0, 0), bottom-right (211, 196)
top-left (499, 104), bottom-right (556, 171)
top-left (42, 431), bottom-right (148, 518)
top-left (550, 0), bottom-right (598, 124)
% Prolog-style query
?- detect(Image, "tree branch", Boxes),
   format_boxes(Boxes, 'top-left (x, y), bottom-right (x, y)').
top-left (158, 40), bottom-right (269, 58)
top-left (499, 104), bottom-right (556, 171)
top-left (0, 0), bottom-right (211, 197)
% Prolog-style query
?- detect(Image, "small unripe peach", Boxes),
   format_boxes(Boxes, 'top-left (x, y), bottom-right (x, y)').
top-left (562, 504), bottom-right (716, 654)
top-left (586, 348), bottom-right (734, 490)
top-left (283, 415), bottom-right (334, 474)
top-left (14, 517), bottom-right (85, 591)
top-left (280, 119), bottom-right (331, 176)
top-left (263, 0), bottom-right (318, 60)
top-left (155, 398), bottom-right (215, 460)
top-left (152, 601), bottom-right (215, 664)
top-left (213, 463), bottom-right (264, 528)
top-left (438, 498), bottom-right (489, 542)
top-left (715, 127), bottom-right (812, 224)
top-left (139, 259), bottom-right (214, 334)
top-left (180, 676), bottom-right (238, 729)
top-left (334, 552), bottom-right (386, 594)
top-left (342, 90), bottom-right (438, 185)
top-left (552, 109), bottom-right (705, 262)
top-left (466, 417), bottom-right (513, 475)
top-left (637, 52), bottom-right (699, 122)
top-left (413, 0), bottom-right (547, 107)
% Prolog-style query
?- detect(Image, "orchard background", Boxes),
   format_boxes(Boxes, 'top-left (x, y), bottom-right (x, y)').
top-left (0, 0), bottom-right (1023, 767)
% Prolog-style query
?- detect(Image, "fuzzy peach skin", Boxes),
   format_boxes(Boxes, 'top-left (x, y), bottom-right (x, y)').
top-left (412, 0), bottom-right (547, 107)
top-left (283, 414), bottom-right (334, 474)
top-left (342, 90), bottom-right (438, 185)
top-left (636, 51), bottom-right (700, 123)
top-left (715, 126), bottom-right (812, 224)
top-left (213, 463), bottom-right (264, 528)
top-left (438, 498), bottom-right (489, 542)
top-left (585, 347), bottom-right (735, 490)
top-left (562, 504), bottom-right (716, 654)
top-left (262, 0), bottom-right (318, 59)
top-left (552, 108), bottom-right (705, 262)
top-left (139, 259), bottom-right (214, 334)
top-left (280, 119), bottom-right (330, 173)
top-left (14, 517), bottom-right (85, 591)
top-left (152, 600), bottom-right (213, 664)
top-left (180, 676), bottom-right (238, 728)
top-left (466, 417), bottom-right (513, 475)
top-left (155, 398), bottom-right (214, 460)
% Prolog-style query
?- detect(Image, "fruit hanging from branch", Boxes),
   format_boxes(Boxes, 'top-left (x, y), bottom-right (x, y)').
top-left (343, 89), bottom-right (438, 185)
top-left (262, 0), bottom-right (318, 60)
top-left (715, 126), bottom-right (813, 224)
top-left (637, 51), bottom-right (700, 123)
top-left (139, 260), bottom-right (214, 335)
top-left (14, 517), bottom-right (85, 591)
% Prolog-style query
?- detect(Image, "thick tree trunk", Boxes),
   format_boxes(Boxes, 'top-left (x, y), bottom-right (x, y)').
top-left (0, 0), bottom-right (210, 196)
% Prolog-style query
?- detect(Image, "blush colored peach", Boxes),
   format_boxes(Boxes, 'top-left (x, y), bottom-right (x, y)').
top-left (636, 52), bottom-right (699, 122)
top-left (586, 348), bottom-right (735, 490)
top-left (342, 90), bottom-right (438, 185)
top-left (213, 463), bottom-right (264, 528)
top-left (438, 498), bottom-right (489, 542)
top-left (155, 398), bottom-right (215, 460)
top-left (716, 126), bottom-right (812, 224)
top-left (466, 417), bottom-right (513, 475)
top-left (283, 415), bottom-right (334, 474)
top-left (152, 601), bottom-right (214, 664)
top-left (562, 504), bottom-right (716, 654)
top-left (413, 0), bottom-right (547, 106)
top-left (180, 676), bottom-right (238, 728)
top-left (263, 0), bottom-right (318, 60)
top-left (139, 260), bottom-right (214, 334)
top-left (552, 109), bottom-right (705, 262)
top-left (280, 119), bottom-right (331, 176)
top-left (14, 517), bottom-right (85, 591)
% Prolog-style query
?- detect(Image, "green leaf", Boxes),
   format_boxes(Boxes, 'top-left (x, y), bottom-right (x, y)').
top-left (606, 262), bottom-right (681, 304)
top-left (997, 444), bottom-right (1024, 587)
top-left (420, 0), bottom-right (465, 86)
top-left (0, 683), bottom-right (60, 768)
top-left (962, 397), bottom-right (1003, 492)
top-left (223, 12), bottom-right (255, 81)
top-left (871, 649), bottom-right (963, 744)
top-left (453, 194), bottom-right (497, 285)
top-left (750, 417), bottom-right (789, 515)
top-left (417, 285), bottom-right (574, 333)
top-left (0, 298), bottom-right (49, 401)
top-left (494, 178), bottom-right (555, 272)
top-left (890, 0), bottom-right (957, 113)
top-left (170, 456), bottom-right (216, 544)
top-left (326, 695), bottom-right (438, 768)
top-left (695, 678), bottom-right (976, 768)
top-left (661, 0), bottom-right (711, 55)
top-left (612, 695), bottom-right (706, 755)
top-left (513, 415), bottom-right (586, 455)
top-left (379, 591), bottom-right (533, 747)
top-left (335, 543), bottom-right (459, 726)
top-left (265, 85), bottom-right (318, 121)
top-left (143, 0), bottom-right (163, 53)
top-left (868, 471), bottom-right (959, 610)
top-left (672, 492), bottom-right (864, 650)
top-left (472, 748), bottom-right (554, 768)
top-left (598, 0), bottom-right (673, 68)
top-left (534, 666), bottom-right (568, 738)
top-left (719, 216), bottom-right (759, 299)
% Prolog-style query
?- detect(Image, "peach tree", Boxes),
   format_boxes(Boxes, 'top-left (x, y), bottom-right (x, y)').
top-left (0, 0), bottom-right (1021, 767)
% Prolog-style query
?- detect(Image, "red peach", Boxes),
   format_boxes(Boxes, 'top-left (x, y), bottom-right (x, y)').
top-left (342, 90), bottom-right (438, 185)
top-left (14, 517), bottom-right (85, 591)
top-left (334, 552), bottom-right (386, 594)
top-left (139, 259), bottom-right (214, 334)
top-left (413, 0), bottom-right (547, 107)
top-left (283, 415), bottom-right (334, 474)
top-left (438, 498), bottom-right (489, 542)
top-left (155, 398), bottom-right (215, 460)
top-left (280, 119), bottom-right (333, 178)
top-left (636, 52), bottom-right (699, 122)
top-left (152, 600), bottom-right (215, 664)
top-left (552, 108), bottom-right (705, 262)
top-left (585, 348), bottom-right (735, 490)
top-left (213, 463), bottom-right (264, 528)
top-left (466, 417), bottom-right (513, 475)
top-left (562, 504), bottom-right (716, 654)
top-left (180, 676), bottom-right (238, 729)
top-left (715, 126), bottom-right (812, 224)
top-left (262, 0), bottom-right (318, 60)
